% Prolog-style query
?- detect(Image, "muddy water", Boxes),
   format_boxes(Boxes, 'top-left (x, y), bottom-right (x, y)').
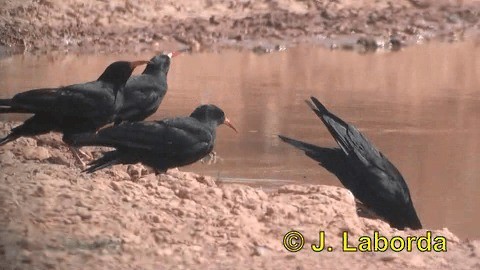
top-left (1, 42), bottom-right (480, 239)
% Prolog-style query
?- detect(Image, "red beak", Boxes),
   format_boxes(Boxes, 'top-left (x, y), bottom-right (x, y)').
top-left (223, 118), bottom-right (238, 133)
top-left (167, 48), bottom-right (190, 58)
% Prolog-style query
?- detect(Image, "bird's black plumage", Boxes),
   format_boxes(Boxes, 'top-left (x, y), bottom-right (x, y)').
top-left (0, 60), bottom-right (148, 146)
top-left (278, 96), bottom-right (422, 230)
top-left (71, 104), bottom-right (237, 173)
top-left (114, 49), bottom-right (187, 125)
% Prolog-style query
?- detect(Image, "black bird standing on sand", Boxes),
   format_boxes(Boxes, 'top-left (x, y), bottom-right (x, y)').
top-left (114, 49), bottom-right (188, 125)
top-left (0, 60), bottom-right (149, 164)
top-left (70, 104), bottom-right (237, 173)
top-left (278, 96), bottom-right (422, 230)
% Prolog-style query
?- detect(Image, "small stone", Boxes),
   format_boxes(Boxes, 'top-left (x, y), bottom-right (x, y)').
top-left (176, 188), bottom-right (191, 199)
top-left (20, 250), bottom-right (32, 263)
top-left (75, 200), bottom-right (92, 210)
top-left (110, 181), bottom-right (121, 191)
top-left (23, 146), bottom-right (51, 161)
top-left (71, 215), bottom-right (82, 224)
top-left (0, 150), bottom-right (15, 165)
top-left (77, 207), bottom-right (92, 220)
top-left (156, 248), bottom-right (173, 256)
top-left (207, 188), bottom-right (223, 198)
top-left (152, 215), bottom-right (161, 223)
top-left (252, 246), bottom-right (269, 256)
top-left (32, 186), bottom-right (45, 197)
top-left (47, 150), bottom-right (71, 166)
top-left (195, 175), bottom-right (216, 187)
top-left (16, 137), bottom-right (37, 147)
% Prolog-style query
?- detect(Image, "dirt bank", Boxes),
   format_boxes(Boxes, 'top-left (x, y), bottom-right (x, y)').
top-left (0, 0), bottom-right (479, 55)
top-left (1, 122), bottom-right (479, 269)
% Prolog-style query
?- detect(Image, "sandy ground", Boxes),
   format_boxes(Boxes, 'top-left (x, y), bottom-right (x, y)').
top-left (1, 121), bottom-right (480, 269)
top-left (0, 0), bottom-right (479, 54)
top-left (1, 1), bottom-right (480, 269)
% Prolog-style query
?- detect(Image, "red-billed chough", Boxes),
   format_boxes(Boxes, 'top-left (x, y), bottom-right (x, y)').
top-left (278, 96), bottom-right (422, 230)
top-left (114, 49), bottom-right (188, 125)
top-left (0, 60), bottom-right (149, 163)
top-left (70, 104), bottom-right (237, 173)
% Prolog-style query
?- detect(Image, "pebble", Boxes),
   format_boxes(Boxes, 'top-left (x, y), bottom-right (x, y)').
top-left (20, 249), bottom-right (32, 263)
top-left (251, 246), bottom-right (269, 256)
top-left (176, 188), bottom-right (191, 199)
top-left (32, 186), bottom-right (45, 197)
top-left (110, 181), bottom-right (121, 192)
top-left (77, 207), bottom-right (92, 220)
top-left (195, 175), bottom-right (216, 187)
top-left (46, 151), bottom-right (71, 166)
top-left (0, 150), bottom-right (15, 165)
top-left (152, 215), bottom-right (161, 223)
top-left (23, 146), bottom-right (51, 161)
top-left (156, 248), bottom-right (174, 256)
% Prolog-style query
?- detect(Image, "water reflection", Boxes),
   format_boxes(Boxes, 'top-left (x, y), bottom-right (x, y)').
top-left (1, 42), bottom-right (479, 239)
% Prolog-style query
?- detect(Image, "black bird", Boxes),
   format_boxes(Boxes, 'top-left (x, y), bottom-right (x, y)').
top-left (278, 96), bottom-right (422, 230)
top-left (114, 49), bottom-right (188, 125)
top-left (0, 60), bottom-right (149, 163)
top-left (70, 104), bottom-right (237, 173)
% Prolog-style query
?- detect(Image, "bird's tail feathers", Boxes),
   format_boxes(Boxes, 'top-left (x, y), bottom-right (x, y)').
top-left (82, 151), bottom-right (121, 173)
top-left (0, 133), bottom-right (19, 146)
top-left (278, 135), bottom-right (317, 153)
top-left (278, 134), bottom-right (341, 163)
top-left (0, 107), bottom-right (32, 114)
top-left (305, 96), bottom-right (354, 153)
top-left (305, 96), bottom-right (329, 115)
top-left (0, 98), bottom-right (12, 107)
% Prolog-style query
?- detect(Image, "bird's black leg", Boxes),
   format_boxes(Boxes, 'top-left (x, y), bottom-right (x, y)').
top-left (154, 169), bottom-right (167, 175)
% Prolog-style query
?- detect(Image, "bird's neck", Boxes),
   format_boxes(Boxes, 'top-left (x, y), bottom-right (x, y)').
top-left (98, 79), bottom-right (127, 93)
top-left (143, 66), bottom-right (167, 78)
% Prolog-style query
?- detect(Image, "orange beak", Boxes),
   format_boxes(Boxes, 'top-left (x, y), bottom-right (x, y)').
top-left (129, 60), bottom-right (150, 69)
top-left (223, 118), bottom-right (238, 133)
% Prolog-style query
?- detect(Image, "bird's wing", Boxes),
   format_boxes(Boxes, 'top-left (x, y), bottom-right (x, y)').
top-left (308, 97), bottom-right (388, 169)
top-left (278, 135), bottom-right (342, 165)
top-left (116, 76), bottom-right (165, 120)
top-left (81, 118), bottom-right (212, 155)
top-left (53, 82), bottom-right (116, 118)
top-left (9, 82), bottom-right (115, 118)
top-left (10, 88), bottom-right (60, 113)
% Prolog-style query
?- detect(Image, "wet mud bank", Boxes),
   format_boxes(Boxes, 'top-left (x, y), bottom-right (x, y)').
top-left (0, 0), bottom-right (479, 55)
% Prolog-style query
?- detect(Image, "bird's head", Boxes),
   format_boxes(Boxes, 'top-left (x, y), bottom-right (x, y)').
top-left (97, 60), bottom-right (149, 103)
top-left (97, 60), bottom-right (149, 87)
top-left (190, 104), bottom-right (237, 132)
top-left (143, 48), bottom-right (189, 76)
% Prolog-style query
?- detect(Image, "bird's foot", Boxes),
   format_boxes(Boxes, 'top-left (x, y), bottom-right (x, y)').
top-left (69, 147), bottom-right (87, 169)
top-left (77, 148), bottom-right (93, 160)
top-left (200, 151), bottom-right (222, 165)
